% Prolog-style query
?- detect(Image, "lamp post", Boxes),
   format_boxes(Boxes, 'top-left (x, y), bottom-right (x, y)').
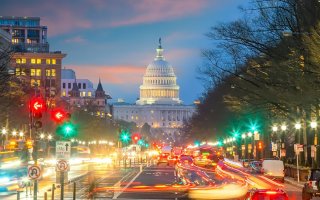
top-left (1, 128), bottom-right (7, 151)
top-left (241, 133), bottom-right (246, 159)
top-left (311, 121), bottom-right (317, 168)
top-left (280, 124), bottom-right (287, 160)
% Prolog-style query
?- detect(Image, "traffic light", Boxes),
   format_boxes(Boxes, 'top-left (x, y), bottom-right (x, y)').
top-left (132, 133), bottom-right (141, 144)
top-left (258, 141), bottom-right (263, 150)
top-left (119, 130), bottom-right (131, 143)
top-left (51, 108), bottom-right (67, 123)
top-left (56, 122), bottom-right (77, 139)
top-left (30, 97), bottom-right (45, 129)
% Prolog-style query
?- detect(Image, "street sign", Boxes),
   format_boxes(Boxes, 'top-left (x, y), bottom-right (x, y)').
top-left (254, 133), bottom-right (260, 141)
top-left (271, 143), bottom-right (277, 151)
top-left (281, 149), bottom-right (286, 157)
top-left (56, 160), bottom-right (70, 172)
top-left (294, 144), bottom-right (304, 154)
top-left (56, 141), bottom-right (71, 160)
top-left (28, 165), bottom-right (41, 180)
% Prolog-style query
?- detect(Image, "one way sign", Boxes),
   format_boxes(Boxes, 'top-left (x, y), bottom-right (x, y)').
top-left (56, 141), bottom-right (71, 160)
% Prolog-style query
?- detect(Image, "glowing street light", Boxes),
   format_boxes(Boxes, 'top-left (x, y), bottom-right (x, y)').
top-left (311, 121), bottom-right (317, 129)
top-left (48, 134), bottom-right (52, 140)
top-left (12, 130), bottom-right (17, 136)
top-left (272, 126), bottom-right (278, 132)
top-left (295, 123), bottom-right (302, 130)
top-left (241, 134), bottom-right (246, 139)
top-left (19, 131), bottom-right (24, 137)
top-left (281, 125), bottom-right (287, 131)
top-left (1, 128), bottom-right (7, 135)
top-left (40, 133), bottom-right (45, 139)
top-left (247, 132), bottom-right (253, 137)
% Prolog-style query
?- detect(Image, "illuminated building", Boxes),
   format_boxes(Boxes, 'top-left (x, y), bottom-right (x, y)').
top-left (0, 16), bottom-right (48, 53)
top-left (113, 40), bottom-right (195, 140)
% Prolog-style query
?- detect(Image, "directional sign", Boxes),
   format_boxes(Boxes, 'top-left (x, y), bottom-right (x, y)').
top-left (28, 165), bottom-right (41, 180)
top-left (56, 141), bottom-right (71, 160)
top-left (56, 160), bottom-right (69, 172)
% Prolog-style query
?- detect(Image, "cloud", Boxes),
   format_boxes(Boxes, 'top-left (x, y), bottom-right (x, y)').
top-left (0, 0), bottom-right (212, 36)
top-left (65, 36), bottom-right (86, 43)
top-left (66, 65), bottom-right (145, 85)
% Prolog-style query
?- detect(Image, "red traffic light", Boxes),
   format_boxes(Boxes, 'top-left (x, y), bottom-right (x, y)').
top-left (131, 133), bottom-right (141, 143)
top-left (51, 108), bottom-right (67, 123)
top-left (30, 97), bottom-right (45, 113)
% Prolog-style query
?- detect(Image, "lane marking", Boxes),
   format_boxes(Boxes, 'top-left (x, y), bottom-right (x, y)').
top-left (113, 169), bottom-right (143, 199)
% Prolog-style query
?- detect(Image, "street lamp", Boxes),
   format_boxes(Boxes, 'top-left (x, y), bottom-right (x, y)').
top-left (281, 125), bottom-right (287, 131)
top-left (272, 126), bottom-right (278, 132)
top-left (247, 132), bottom-right (253, 137)
top-left (295, 123), bottom-right (302, 130)
top-left (241, 134), bottom-right (246, 139)
top-left (311, 121), bottom-right (317, 129)
top-left (40, 133), bottom-right (45, 139)
top-left (48, 134), bottom-right (52, 140)
top-left (12, 130), bottom-right (17, 137)
top-left (1, 128), bottom-right (7, 135)
top-left (19, 131), bottom-right (24, 137)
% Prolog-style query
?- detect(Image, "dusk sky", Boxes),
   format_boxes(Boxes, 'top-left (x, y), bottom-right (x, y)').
top-left (1, 0), bottom-right (249, 104)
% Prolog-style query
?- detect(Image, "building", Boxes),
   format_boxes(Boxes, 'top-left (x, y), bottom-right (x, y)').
top-left (113, 40), bottom-right (195, 140)
top-left (0, 16), bottom-right (48, 53)
top-left (61, 69), bottom-right (95, 98)
top-left (0, 28), bottom-right (11, 51)
top-left (1, 16), bottom-right (66, 105)
top-left (11, 52), bottom-right (66, 99)
top-left (69, 78), bottom-right (111, 117)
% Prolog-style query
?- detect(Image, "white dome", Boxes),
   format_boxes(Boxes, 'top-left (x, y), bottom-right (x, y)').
top-left (145, 60), bottom-right (175, 77)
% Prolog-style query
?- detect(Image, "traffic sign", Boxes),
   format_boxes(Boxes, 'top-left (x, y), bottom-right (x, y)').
top-left (56, 141), bottom-right (71, 160)
top-left (28, 165), bottom-right (41, 180)
top-left (294, 144), bottom-right (304, 154)
top-left (271, 143), bottom-right (277, 151)
top-left (56, 160), bottom-right (69, 172)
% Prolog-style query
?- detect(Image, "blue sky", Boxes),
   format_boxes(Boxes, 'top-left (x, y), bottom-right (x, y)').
top-left (1, 0), bottom-right (249, 104)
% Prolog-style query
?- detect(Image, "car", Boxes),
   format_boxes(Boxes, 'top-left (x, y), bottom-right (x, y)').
top-left (157, 152), bottom-right (170, 165)
top-left (241, 159), bottom-right (255, 168)
top-left (261, 159), bottom-right (284, 182)
top-left (245, 189), bottom-right (289, 200)
top-left (178, 155), bottom-right (193, 165)
top-left (302, 169), bottom-right (320, 200)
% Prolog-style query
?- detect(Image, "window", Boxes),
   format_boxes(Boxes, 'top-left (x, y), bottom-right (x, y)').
top-left (52, 59), bottom-right (56, 64)
top-left (83, 83), bottom-right (86, 89)
top-left (78, 83), bottom-right (81, 89)
top-left (46, 69), bottom-right (50, 76)
top-left (68, 83), bottom-right (71, 89)
top-left (36, 69), bottom-right (41, 76)
top-left (16, 59), bottom-right (21, 64)
top-left (15, 68), bottom-right (21, 75)
top-left (21, 58), bottom-right (26, 64)
top-left (51, 69), bottom-right (56, 77)
top-left (30, 69), bottom-right (36, 76)
top-left (31, 59), bottom-right (36, 64)
top-left (62, 83), bottom-right (66, 89)
top-left (62, 91), bottom-right (66, 96)
top-left (31, 79), bottom-right (40, 86)
top-left (82, 92), bottom-right (86, 96)
top-left (88, 92), bottom-right (92, 97)
top-left (46, 59), bottom-right (51, 64)
top-left (36, 59), bottom-right (41, 64)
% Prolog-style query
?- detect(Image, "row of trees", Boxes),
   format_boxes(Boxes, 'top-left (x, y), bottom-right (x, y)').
top-left (186, 0), bottom-right (320, 165)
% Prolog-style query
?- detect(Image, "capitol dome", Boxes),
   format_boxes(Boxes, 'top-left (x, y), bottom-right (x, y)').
top-left (136, 39), bottom-right (181, 105)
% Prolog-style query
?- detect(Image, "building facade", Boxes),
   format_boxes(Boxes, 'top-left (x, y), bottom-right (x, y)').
top-left (113, 41), bottom-right (195, 138)
top-left (0, 16), bottom-right (48, 53)
top-left (0, 28), bottom-right (11, 50)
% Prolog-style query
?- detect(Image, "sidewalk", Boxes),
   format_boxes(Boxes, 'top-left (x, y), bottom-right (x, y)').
top-left (284, 176), bottom-right (306, 188)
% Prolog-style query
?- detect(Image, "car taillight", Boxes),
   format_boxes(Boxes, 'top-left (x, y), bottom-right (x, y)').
top-left (265, 191), bottom-right (277, 195)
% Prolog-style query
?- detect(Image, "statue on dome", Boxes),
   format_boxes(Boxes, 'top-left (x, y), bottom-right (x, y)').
top-left (159, 37), bottom-right (162, 48)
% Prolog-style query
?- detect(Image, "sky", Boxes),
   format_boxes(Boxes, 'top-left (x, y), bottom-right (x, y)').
top-left (1, 0), bottom-right (249, 104)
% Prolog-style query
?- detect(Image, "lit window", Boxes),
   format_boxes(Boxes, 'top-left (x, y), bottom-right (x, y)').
top-left (30, 79), bottom-right (40, 86)
top-left (46, 69), bottom-right (50, 76)
top-left (12, 38), bottom-right (18, 43)
top-left (52, 59), bottom-right (56, 64)
top-left (36, 69), bottom-right (41, 76)
top-left (82, 92), bottom-right (86, 96)
top-left (88, 92), bottom-right (92, 97)
top-left (31, 59), bottom-right (36, 64)
top-left (37, 80), bottom-right (40, 86)
top-left (36, 59), bottom-right (41, 64)
top-left (21, 58), bottom-right (26, 64)
top-left (46, 59), bottom-right (51, 64)
top-left (30, 69), bottom-right (36, 76)
top-left (62, 91), bottom-right (66, 96)
top-left (51, 69), bottom-right (56, 77)
top-left (15, 68), bottom-right (21, 75)
top-left (16, 59), bottom-right (21, 64)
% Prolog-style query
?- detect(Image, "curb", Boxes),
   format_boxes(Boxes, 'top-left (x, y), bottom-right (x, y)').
top-left (284, 178), bottom-right (304, 188)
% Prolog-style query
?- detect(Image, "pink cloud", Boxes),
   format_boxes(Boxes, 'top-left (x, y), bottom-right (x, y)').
top-left (66, 65), bottom-right (145, 85)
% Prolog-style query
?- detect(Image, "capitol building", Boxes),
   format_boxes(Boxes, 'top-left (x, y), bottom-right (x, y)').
top-left (112, 40), bottom-right (196, 139)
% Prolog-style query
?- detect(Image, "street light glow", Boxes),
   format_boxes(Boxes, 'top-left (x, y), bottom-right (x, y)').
top-left (19, 131), bottom-right (24, 137)
top-left (48, 134), bottom-right (52, 140)
top-left (40, 133), bottom-right (45, 139)
top-left (311, 121), bottom-right (317, 129)
top-left (281, 125), bottom-right (287, 131)
top-left (295, 123), bottom-right (302, 130)
top-left (1, 128), bottom-right (7, 135)
top-left (248, 132), bottom-right (253, 137)
top-left (12, 130), bottom-right (17, 136)
top-left (272, 126), bottom-right (278, 132)
top-left (241, 134), bottom-right (246, 139)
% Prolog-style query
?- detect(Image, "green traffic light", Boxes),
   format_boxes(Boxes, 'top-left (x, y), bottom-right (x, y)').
top-left (56, 122), bottom-right (77, 138)
top-left (120, 130), bottom-right (131, 143)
